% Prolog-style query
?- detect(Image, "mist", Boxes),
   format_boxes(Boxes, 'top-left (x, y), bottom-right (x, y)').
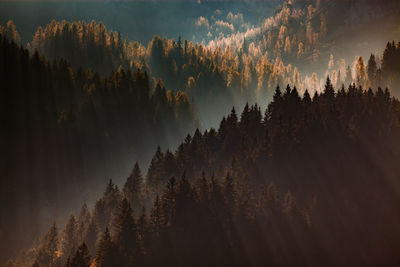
top-left (1, 0), bottom-right (400, 265)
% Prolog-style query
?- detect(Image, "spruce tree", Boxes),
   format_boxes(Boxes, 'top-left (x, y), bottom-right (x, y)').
top-left (113, 198), bottom-right (138, 265)
top-left (35, 223), bottom-right (59, 267)
top-left (95, 228), bottom-right (116, 267)
top-left (367, 54), bottom-right (377, 87)
top-left (123, 161), bottom-right (143, 209)
top-left (61, 215), bottom-right (78, 261)
top-left (65, 243), bottom-right (91, 267)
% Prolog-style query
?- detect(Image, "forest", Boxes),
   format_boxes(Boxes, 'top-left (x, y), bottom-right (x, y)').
top-left (0, 33), bottom-right (197, 262)
top-left (1, 0), bottom-right (400, 266)
top-left (14, 79), bottom-right (400, 266)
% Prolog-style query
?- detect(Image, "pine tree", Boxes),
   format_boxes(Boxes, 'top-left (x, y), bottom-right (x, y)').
top-left (136, 206), bottom-right (149, 259)
top-left (94, 199), bottom-right (108, 231)
top-left (175, 172), bottom-right (196, 228)
top-left (209, 173), bottom-right (224, 215)
top-left (356, 56), bottom-right (366, 86)
top-left (95, 228), bottom-right (116, 267)
top-left (62, 215), bottom-right (78, 261)
top-left (381, 41), bottom-right (395, 76)
top-left (147, 146), bottom-right (165, 191)
top-left (161, 176), bottom-right (177, 226)
top-left (150, 195), bottom-right (164, 236)
top-left (1, 20), bottom-right (21, 44)
top-left (77, 203), bottom-right (91, 244)
top-left (267, 85), bottom-right (283, 121)
top-left (303, 89), bottom-right (311, 105)
top-left (123, 161), bottom-right (143, 209)
top-left (137, 206), bottom-right (149, 241)
top-left (223, 172), bottom-right (236, 216)
top-left (113, 198), bottom-right (138, 265)
top-left (227, 107), bottom-right (238, 128)
top-left (65, 243), bottom-right (91, 267)
top-left (103, 179), bottom-right (122, 228)
top-left (323, 76), bottom-right (335, 99)
top-left (367, 54), bottom-right (377, 87)
top-left (197, 171), bottom-right (210, 202)
top-left (35, 223), bottom-right (59, 267)
top-left (83, 219), bottom-right (99, 256)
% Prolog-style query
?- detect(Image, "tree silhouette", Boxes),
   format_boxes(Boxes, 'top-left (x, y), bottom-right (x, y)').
top-left (65, 243), bottom-right (91, 267)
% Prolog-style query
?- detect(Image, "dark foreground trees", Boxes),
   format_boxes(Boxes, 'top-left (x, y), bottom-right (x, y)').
top-left (0, 34), bottom-right (197, 261)
top-left (26, 78), bottom-right (400, 266)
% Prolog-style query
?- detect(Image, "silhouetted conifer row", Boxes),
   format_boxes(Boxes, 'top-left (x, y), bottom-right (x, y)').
top-left (0, 34), bottom-right (197, 258)
top-left (26, 78), bottom-right (400, 266)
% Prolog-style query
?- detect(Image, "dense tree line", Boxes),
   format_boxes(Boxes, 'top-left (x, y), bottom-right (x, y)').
top-left (328, 40), bottom-right (400, 98)
top-left (23, 19), bottom-right (318, 126)
top-left (24, 17), bottom-right (400, 128)
top-left (0, 34), bottom-right (197, 261)
top-left (367, 41), bottom-right (400, 93)
top-left (0, 20), bottom-right (21, 44)
top-left (1, 11), bottom-right (400, 265)
top-left (16, 78), bottom-right (400, 266)
top-left (210, 0), bottom-right (399, 77)
top-left (26, 20), bottom-right (236, 126)
top-left (28, 20), bottom-right (143, 76)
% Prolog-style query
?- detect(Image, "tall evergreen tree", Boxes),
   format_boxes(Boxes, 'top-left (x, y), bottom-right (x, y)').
top-left (113, 198), bottom-right (138, 265)
top-left (65, 243), bottom-right (91, 267)
top-left (95, 228), bottom-right (116, 267)
top-left (123, 161), bottom-right (143, 210)
top-left (35, 223), bottom-right (59, 267)
top-left (61, 216), bottom-right (78, 261)
top-left (83, 219), bottom-right (99, 257)
top-left (367, 54), bottom-right (377, 87)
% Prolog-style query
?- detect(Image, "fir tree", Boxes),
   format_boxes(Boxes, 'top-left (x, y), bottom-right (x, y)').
top-left (65, 243), bottom-right (91, 267)
top-left (123, 161), bottom-right (143, 210)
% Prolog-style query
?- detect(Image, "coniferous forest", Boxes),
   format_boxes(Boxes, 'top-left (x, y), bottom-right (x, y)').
top-left (1, 0), bottom-right (400, 266)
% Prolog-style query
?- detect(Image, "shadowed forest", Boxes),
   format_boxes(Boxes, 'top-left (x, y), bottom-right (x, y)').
top-left (1, 0), bottom-right (400, 266)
